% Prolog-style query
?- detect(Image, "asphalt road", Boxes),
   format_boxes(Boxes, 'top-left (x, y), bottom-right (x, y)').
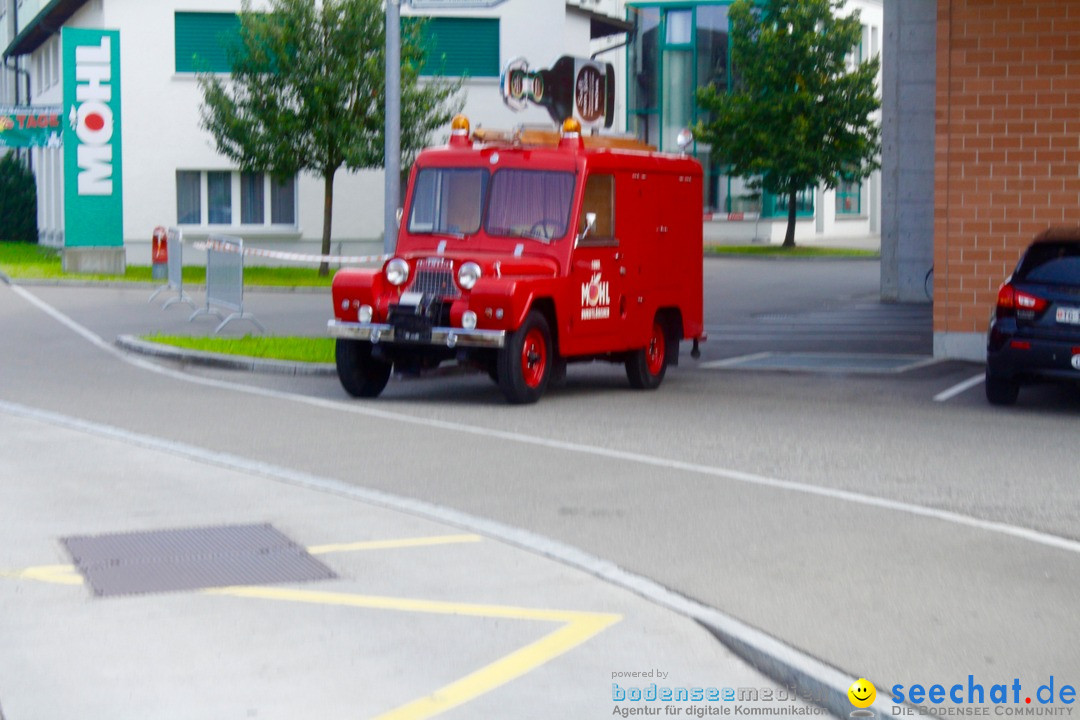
top-left (2, 258), bottom-right (1078, 715)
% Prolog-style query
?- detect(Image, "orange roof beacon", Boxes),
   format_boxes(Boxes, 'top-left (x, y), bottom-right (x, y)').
top-left (328, 116), bottom-right (706, 404)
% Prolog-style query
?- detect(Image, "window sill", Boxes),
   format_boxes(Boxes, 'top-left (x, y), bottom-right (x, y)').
top-left (835, 214), bottom-right (868, 221)
top-left (177, 226), bottom-right (302, 241)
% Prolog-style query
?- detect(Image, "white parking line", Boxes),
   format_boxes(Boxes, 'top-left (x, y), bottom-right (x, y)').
top-left (934, 373), bottom-right (984, 402)
top-left (699, 352), bottom-right (774, 369)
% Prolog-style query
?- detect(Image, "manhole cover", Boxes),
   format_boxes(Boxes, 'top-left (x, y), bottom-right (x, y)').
top-left (61, 523), bottom-right (336, 597)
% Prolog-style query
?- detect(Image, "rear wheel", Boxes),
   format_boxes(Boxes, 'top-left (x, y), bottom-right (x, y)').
top-left (985, 370), bottom-right (1019, 406)
top-left (626, 319), bottom-right (668, 389)
top-left (497, 311), bottom-right (553, 404)
top-left (336, 339), bottom-right (392, 398)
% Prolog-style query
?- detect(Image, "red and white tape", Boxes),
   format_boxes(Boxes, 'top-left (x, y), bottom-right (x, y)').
top-left (192, 239), bottom-right (390, 265)
top-left (704, 212), bottom-right (761, 222)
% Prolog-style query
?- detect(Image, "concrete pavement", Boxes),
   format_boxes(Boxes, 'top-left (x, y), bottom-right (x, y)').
top-left (7, 258), bottom-right (1077, 720)
top-left (1, 402), bottom-right (816, 720)
top-left (0, 279), bottom-right (830, 719)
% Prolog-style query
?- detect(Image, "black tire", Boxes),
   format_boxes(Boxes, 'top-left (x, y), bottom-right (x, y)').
top-left (626, 318), bottom-right (669, 390)
top-left (497, 311), bottom-right (553, 404)
top-left (336, 339), bottom-right (392, 398)
top-left (985, 370), bottom-right (1019, 406)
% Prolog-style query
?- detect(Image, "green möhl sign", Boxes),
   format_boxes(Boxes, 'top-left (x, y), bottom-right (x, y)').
top-left (62, 28), bottom-right (123, 248)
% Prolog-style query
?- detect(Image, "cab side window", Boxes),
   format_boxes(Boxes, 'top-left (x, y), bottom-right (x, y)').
top-left (577, 174), bottom-right (615, 246)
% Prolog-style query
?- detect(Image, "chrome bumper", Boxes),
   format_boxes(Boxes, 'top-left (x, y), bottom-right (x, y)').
top-left (328, 319), bottom-right (507, 349)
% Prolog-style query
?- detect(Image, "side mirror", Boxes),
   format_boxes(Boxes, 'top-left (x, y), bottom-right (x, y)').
top-left (577, 212), bottom-right (597, 243)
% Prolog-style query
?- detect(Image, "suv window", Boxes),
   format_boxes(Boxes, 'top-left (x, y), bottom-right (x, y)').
top-left (485, 170), bottom-right (575, 242)
top-left (1017, 242), bottom-right (1080, 285)
top-left (408, 168), bottom-right (488, 236)
top-left (577, 174), bottom-right (616, 247)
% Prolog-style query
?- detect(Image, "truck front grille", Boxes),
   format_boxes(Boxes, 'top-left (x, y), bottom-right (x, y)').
top-left (410, 258), bottom-right (459, 298)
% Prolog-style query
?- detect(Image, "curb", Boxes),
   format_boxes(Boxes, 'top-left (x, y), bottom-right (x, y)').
top-left (115, 335), bottom-right (336, 377)
top-left (704, 251), bottom-right (881, 262)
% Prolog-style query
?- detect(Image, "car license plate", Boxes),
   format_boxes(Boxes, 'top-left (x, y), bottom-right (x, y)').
top-left (1056, 307), bottom-right (1080, 325)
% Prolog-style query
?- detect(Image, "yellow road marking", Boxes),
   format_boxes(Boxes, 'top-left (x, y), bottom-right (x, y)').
top-left (307, 534), bottom-right (482, 555)
top-left (373, 613), bottom-right (620, 720)
top-left (204, 585), bottom-right (621, 720)
top-left (0, 564), bottom-right (82, 585)
top-left (3, 534), bottom-right (622, 719)
top-left (205, 585), bottom-right (615, 624)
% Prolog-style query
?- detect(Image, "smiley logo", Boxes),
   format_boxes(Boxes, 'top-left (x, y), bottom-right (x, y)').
top-left (848, 678), bottom-right (877, 708)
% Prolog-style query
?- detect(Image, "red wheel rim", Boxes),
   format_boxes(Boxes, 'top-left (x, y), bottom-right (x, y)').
top-left (645, 322), bottom-right (665, 376)
top-left (520, 327), bottom-right (548, 388)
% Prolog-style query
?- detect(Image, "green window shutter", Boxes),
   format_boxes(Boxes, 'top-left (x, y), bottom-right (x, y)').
top-left (175, 12), bottom-right (241, 73)
top-left (413, 17), bottom-right (500, 78)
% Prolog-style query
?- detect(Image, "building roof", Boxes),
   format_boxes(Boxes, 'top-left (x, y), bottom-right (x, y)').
top-left (3, 0), bottom-right (633, 57)
top-left (565, 4), bottom-right (633, 39)
top-left (3, 0), bottom-right (86, 58)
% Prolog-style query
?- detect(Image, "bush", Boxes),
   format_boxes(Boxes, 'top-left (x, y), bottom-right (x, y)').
top-left (0, 152), bottom-right (38, 243)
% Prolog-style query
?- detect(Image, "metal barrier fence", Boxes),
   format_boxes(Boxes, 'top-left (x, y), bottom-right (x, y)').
top-left (148, 227), bottom-right (196, 309)
top-left (188, 235), bottom-right (265, 334)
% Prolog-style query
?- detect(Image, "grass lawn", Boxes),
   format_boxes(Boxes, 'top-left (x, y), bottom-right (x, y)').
top-left (0, 242), bottom-right (334, 287)
top-left (705, 244), bottom-right (879, 258)
top-left (142, 334), bottom-right (336, 364)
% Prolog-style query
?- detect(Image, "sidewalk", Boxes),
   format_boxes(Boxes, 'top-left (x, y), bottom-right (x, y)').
top-left (703, 221), bottom-right (881, 251)
top-left (0, 402), bottom-right (819, 720)
top-left (0, 279), bottom-right (827, 719)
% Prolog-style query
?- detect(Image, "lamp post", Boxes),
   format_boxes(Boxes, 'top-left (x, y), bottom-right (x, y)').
top-left (384, 0), bottom-right (401, 255)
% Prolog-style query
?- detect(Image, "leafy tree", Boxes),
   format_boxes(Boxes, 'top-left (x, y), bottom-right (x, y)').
top-left (696, 0), bottom-right (880, 247)
top-left (0, 153), bottom-right (38, 244)
top-left (199, 0), bottom-right (461, 274)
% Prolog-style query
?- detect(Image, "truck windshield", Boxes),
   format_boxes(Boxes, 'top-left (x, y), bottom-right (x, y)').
top-left (408, 168), bottom-right (488, 236)
top-left (485, 170), bottom-right (576, 243)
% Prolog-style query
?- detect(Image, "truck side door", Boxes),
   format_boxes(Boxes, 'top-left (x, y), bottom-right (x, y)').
top-left (564, 172), bottom-right (626, 354)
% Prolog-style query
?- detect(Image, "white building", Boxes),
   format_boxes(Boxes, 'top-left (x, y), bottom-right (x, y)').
top-left (1, 0), bottom-right (630, 266)
top-left (1, 0), bottom-right (882, 266)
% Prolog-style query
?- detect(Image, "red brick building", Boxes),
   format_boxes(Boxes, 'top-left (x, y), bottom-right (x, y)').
top-left (933, 0), bottom-right (1080, 358)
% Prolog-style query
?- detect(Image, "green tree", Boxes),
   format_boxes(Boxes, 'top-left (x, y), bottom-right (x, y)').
top-left (199, 0), bottom-right (461, 274)
top-left (696, 0), bottom-right (880, 247)
top-left (0, 153), bottom-right (38, 244)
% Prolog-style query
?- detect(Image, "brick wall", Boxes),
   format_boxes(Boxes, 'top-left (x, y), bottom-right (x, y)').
top-left (935, 0), bottom-right (1080, 340)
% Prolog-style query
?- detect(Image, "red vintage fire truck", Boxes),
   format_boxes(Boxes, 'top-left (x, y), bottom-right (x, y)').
top-left (328, 115), bottom-right (705, 404)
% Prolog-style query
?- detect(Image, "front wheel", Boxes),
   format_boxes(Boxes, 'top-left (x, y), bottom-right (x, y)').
top-left (626, 320), bottom-right (668, 390)
top-left (497, 311), bottom-right (553, 404)
top-left (336, 339), bottom-right (392, 398)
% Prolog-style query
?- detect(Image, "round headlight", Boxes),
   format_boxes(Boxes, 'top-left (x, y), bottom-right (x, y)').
top-left (457, 261), bottom-right (482, 290)
top-left (386, 258), bottom-right (409, 286)
top-left (358, 304), bottom-right (374, 323)
top-left (462, 310), bottom-right (477, 330)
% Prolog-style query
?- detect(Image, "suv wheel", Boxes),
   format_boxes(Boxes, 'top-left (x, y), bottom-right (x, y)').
top-left (626, 319), bottom-right (668, 389)
top-left (985, 370), bottom-right (1019, 406)
top-left (336, 339), bottom-right (392, 398)
top-left (497, 311), bottom-right (552, 404)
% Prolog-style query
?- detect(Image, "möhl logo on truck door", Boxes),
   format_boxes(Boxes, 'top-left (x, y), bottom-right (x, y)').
top-left (63, 28), bottom-right (123, 248)
top-left (581, 271), bottom-right (611, 320)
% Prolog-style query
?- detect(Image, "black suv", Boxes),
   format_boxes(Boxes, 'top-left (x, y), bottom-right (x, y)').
top-left (986, 227), bottom-right (1080, 405)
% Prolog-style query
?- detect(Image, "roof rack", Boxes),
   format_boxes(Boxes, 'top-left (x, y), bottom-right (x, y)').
top-left (471, 125), bottom-right (655, 152)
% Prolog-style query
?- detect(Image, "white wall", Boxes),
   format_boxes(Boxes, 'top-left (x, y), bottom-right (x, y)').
top-left (25, 0), bottom-right (633, 261)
